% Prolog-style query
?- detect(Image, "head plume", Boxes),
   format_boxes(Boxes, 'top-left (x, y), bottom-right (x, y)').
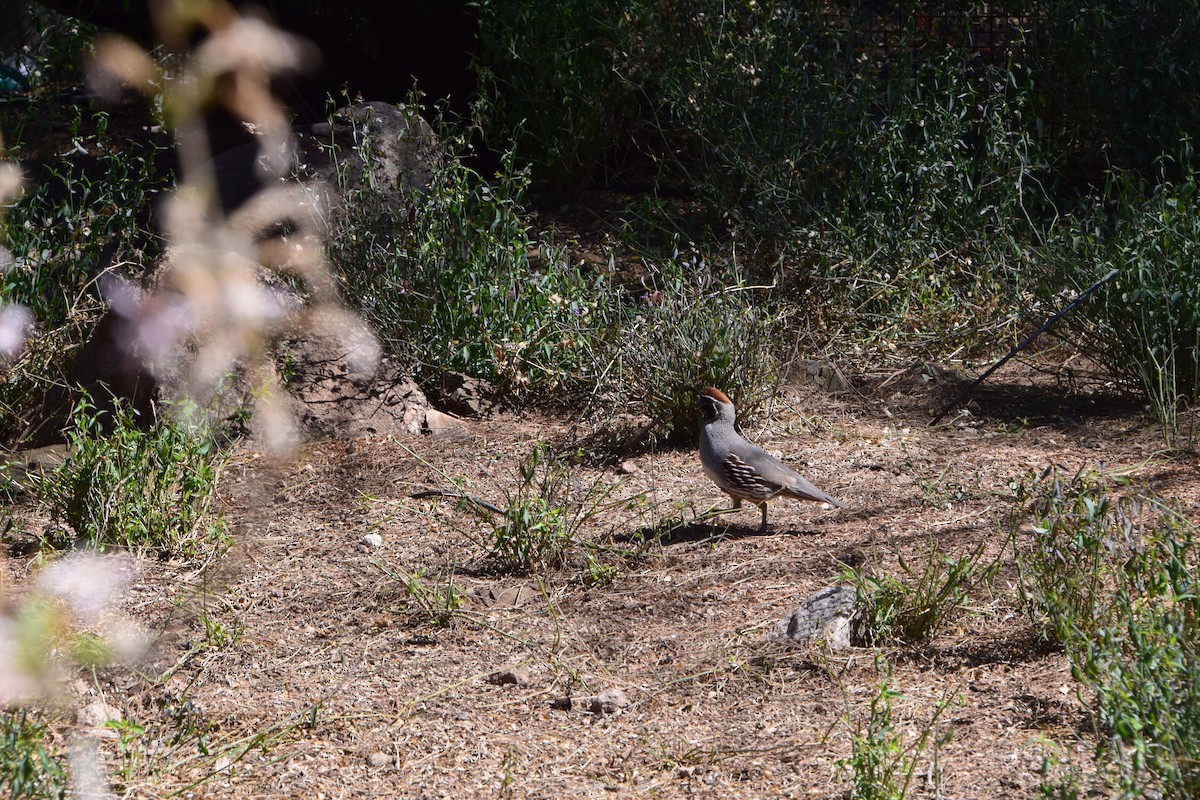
top-left (699, 387), bottom-right (733, 405)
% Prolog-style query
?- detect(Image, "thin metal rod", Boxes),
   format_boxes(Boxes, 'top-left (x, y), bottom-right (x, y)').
top-left (930, 268), bottom-right (1120, 425)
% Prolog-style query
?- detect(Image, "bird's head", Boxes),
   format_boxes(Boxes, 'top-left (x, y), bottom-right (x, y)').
top-left (697, 387), bottom-right (735, 425)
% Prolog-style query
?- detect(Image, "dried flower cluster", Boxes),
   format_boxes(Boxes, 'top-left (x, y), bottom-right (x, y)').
top-left (91, 0), bottom-right (377, 452)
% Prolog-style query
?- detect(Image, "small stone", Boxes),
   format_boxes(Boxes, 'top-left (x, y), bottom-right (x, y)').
top-left (489, 666), bottom-right (532, 687)
top-left (767, 585), bottom-right (862, 651)
top-left (366, 751), bottom-right (391, 768)
top-left (587, 688), bottom-right (630, 715)
top-left (617, 459), bottom-right (639, 475)
top-left (77, 700), bottom-right (122, 728)
top-left (792, 359), bottom-right (851, 393)
top-left (359, 533), bottom-right (383, 549)
top-left (423, 408), bottom-right (467, 437)
top-left (439, 373), bottom-right (495, 417)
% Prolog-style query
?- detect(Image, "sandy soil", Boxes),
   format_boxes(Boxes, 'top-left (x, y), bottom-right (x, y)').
top-left (38, 361), bottom-right (1196, 800)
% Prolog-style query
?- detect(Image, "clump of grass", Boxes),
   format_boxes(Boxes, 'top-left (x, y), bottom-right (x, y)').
top-left (1014, 466), bottom-right (1200, 798)
top-left (371, 561), bottom-right (466, 629)
top-left (614, 253), bottom-right (783, 441)
top-left (840, 539), bottom-right (995, 646)
top-left (836, 664), bottom-right (954, 800)
top-left (37, 396), bottom-right (227, 557)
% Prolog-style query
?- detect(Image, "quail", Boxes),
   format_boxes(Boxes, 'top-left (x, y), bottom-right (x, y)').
top-left (698, 387), bottom-right (846, 532)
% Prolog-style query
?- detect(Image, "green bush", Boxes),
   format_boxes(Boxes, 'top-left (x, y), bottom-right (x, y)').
top-left (1032, 1), bottom-right (1200, 181)
top-left (614, 253), bottom-right (782, 441)
top-left (38, 397), bottom-right (227, 556)
top-left (4, 110), bottom-right (161, 327)
top-left (1, 109), bottom-right (163, 443)
top-left (837, 665), bottom-right (953, 800)
top-left (1040, 167), bottom-right (1200, 448)
top-left (330, 107), bottom-right (610, 402)
top-left (650, 3), bottom-right (1047, 344)
top-left (488, 445), bottom-right (571, 574)
top-left (1015, 467), bottom-right (1200, 798)
top-left (472, 0), bottom-right (640, 200)
top-left (0, 710), bottom-right (67, 800)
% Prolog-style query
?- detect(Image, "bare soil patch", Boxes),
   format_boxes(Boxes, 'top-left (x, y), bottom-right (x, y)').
top-left (21, 363), bottom-right (1200, 798)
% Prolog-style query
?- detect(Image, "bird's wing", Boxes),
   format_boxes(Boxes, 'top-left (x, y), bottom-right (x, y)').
top-left (749, 448), bottom-right (847, 508)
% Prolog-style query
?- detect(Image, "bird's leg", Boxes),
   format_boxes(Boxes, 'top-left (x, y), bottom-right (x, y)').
top-left (730, 497), bottom-right (743, 512)
top-left (757, 502), bottom-right (768, 533)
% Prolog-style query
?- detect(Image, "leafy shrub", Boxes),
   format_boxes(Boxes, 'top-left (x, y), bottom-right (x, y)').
top-left (0, 710), bottom-right (67, 800)
top-left (1039, 168), bottom-right (1200, 448)
top-left (472, 0), bottom-right (640, 199)
top-left (1032, 1), bottom-right (1200, 181)
top-left (650, 4), bottom-right (1047, 344)
top-left (432, 440), bottom-right (625, 576)
top-left (842, 540), bottom-right (994, 645)
top-left (1014, 466), bottom-right (1200, 798)
top-left (1, 109), bottom-right (164, 443)
top-left (614, 253), bottom-right (782, 441)
top-left (38, 397), bottom-right (227, 556)
top-left (837, 666), bottom-right (953, 800)
top-left (4, 110), bottom-right (162, 326)
top-left (330, 106), bottom-right (610, 402)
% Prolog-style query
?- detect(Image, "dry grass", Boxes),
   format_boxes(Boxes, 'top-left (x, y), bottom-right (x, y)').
top-left (39, 363), bottom-right (1196, 798)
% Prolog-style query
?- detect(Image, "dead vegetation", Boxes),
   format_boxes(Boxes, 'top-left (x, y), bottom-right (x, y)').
top-left (30, 364), bottom-right (1189, 799)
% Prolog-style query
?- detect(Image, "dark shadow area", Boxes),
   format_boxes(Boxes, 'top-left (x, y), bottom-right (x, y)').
top-left (854, 362), bottom-right (1145, 429)
top-left (620, 518), bottom-right (830, 548)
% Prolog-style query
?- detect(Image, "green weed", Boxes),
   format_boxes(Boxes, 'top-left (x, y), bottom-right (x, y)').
top-left (487, 442), bottom-right (578, 573)
top-left (841, 538), bottom-right (995, 646)
top-left (0, 710), bottom-right (67, 800)
top-left (837, 665), bottom-right (953, 800)
top-left (37, 396), bottom-right (227, 556)
top-left (1014, 466), bottom-right (1200, 798)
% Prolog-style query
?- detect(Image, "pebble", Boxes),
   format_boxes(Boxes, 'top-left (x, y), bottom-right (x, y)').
top-left (488, 666), bottom-right (532, 687)
top-left (588, 688), bottom-right (630, 715)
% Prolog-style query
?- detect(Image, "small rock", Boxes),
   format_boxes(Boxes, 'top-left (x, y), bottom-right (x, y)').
top-left (767, 585), bottom-right (863, 651)
top-left (587, 688), bottom-right (630, 715)
top-left (471, 584), bottom-right (538, 609)
top-left (423, 407), bottom-right (467, 437)
top-left (366, 751), bottom-right (391, 768)
top-left (617, 459), bottom-right (639, 475)
top-left (792, 359), bottom-right (851, 393)
top-left (77, 700), bottom-right (122, 729)
top-left (359, 533), bottom-right (383, 550)
top-left (489, 666), bottom-right (532, 687)
top-left (439, 373), bottom-right (496, 417)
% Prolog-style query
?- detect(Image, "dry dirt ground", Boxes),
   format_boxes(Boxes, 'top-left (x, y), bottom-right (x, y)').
top-left (17, 362), bottom-right (1200, 799)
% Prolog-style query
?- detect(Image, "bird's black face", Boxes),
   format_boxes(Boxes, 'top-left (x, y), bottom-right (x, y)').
top-left (697, 394), bottom-right (718, 422)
